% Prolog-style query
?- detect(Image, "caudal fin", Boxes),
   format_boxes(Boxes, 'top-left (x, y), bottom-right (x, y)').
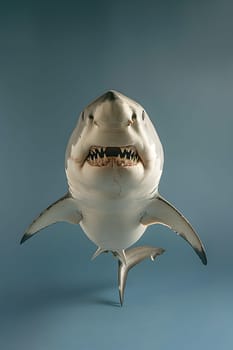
top-left (118, 246), bottom-right (165, 305)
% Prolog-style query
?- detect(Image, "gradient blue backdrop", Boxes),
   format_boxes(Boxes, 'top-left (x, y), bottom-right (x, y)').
top-left (1, 0), bottom-right (232, 349)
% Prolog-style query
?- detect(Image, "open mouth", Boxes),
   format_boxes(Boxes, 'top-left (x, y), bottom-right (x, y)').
top-left (86, 146), bottom-right (140, 167)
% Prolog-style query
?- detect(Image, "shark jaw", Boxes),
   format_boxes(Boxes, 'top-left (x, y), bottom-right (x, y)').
top-left (86, 145), bottom-right (140, 167)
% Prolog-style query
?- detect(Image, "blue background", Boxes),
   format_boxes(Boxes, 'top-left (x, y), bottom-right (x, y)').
top-left (1, 0), bottom-right (232, 349)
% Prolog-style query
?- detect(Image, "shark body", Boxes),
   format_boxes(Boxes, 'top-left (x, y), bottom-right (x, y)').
top-left (21, 90), bottom-right (207, 305)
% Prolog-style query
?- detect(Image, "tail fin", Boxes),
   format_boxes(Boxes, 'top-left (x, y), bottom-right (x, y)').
top-left (118, 246), bottom-right (165, 305)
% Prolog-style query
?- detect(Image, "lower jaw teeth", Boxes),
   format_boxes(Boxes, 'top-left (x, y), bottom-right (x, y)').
top-left (87, 157), bottom-right (138, 167)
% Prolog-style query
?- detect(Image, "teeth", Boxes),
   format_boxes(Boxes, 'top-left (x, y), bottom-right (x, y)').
top-left (87, 146), bottom-right (140, 167)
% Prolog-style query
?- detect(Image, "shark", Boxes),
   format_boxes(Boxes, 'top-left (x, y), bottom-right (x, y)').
top-left (21, 90), bottom-right (207, 305)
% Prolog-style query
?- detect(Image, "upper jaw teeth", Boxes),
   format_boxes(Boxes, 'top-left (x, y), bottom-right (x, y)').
top-left (86, 146), bottom-right (140, 167)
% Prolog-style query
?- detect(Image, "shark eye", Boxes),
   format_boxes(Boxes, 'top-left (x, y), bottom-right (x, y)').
top-left (89, 114), bottom-right (94, 121)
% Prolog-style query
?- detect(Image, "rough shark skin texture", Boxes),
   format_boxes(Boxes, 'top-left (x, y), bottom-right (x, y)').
top-left (21, 90), bottom-right (207, 305)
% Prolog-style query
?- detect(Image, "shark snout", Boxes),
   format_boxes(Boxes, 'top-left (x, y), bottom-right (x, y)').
top-left (103, 90), bottom-right (118, 102)
top-left (90, 90), bottom-right (136, 129)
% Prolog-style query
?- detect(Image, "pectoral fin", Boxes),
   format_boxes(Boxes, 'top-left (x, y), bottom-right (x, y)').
top-left (20, 194), bottom-right (82, 244)
top-left (140, 195), bottom-right (207, 265)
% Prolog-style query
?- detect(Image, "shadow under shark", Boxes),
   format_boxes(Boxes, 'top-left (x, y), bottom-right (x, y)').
top-left (21, 90), bottom-right (207, 305)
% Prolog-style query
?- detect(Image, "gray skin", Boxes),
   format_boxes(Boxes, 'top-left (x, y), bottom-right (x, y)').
top-left (21, 90), bottom-right (207, 305)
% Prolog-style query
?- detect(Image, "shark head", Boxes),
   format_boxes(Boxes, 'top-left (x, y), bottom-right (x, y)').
top-left (65, 90), bottom-right (164, 199)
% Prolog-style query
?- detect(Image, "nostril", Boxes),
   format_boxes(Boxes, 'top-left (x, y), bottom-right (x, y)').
top-left (132, 112), bottom-right (137, 122)
top-left (89, 114), bottom-right (98, 126)
top-left (128, 113), bottom-right (137, 126)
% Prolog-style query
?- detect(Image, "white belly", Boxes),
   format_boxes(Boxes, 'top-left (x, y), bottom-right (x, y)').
top-left (79, 198), bottom-right (147, 250)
